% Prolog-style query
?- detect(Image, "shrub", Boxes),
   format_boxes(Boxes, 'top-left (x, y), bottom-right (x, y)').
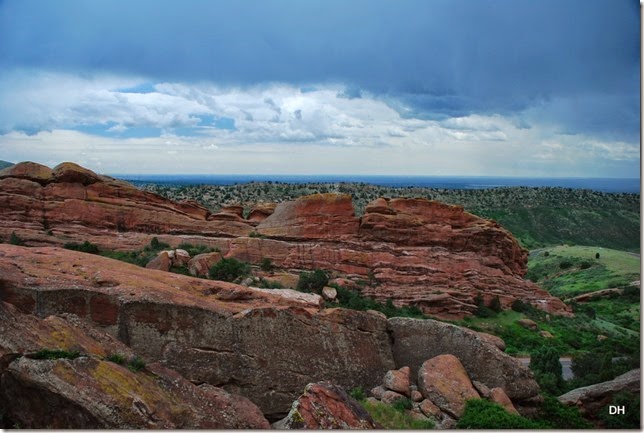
top-left (63, 240), bottom-right (100, 254)
top-left (177, 242), bottom-right (216, 256)
top-left (145, 237), bottom-right (169, 252)
top-left (296, 269), bottom-right (329, 293)
top-left (530, 345), bottom-right (564, 394)
top-left (349, 387), bottom-right (366, 401)
top-left (595, 252), bottom-right (600, 259)
top-left (106, 353), bottom-right (126, 365)
top-left (535, 395), bottom-right (592, 429)
top-left (391, 397), bottom-right (413, 412)
top-left (559, 260), bottom-right (573, 269)
top-left (209, 258), bottom-right (250, 282)
top-left (9, 232), bottom-right (24, 246)
top-left (260, 257), bottom-right (274, 272)
top-left (127, 356), bottom-right (146, 372)
top-left (543, 251), bottom-right (550, 257)
top-left (598, 391), bottom-right (640, 429)
top-left (257, 278), bottom-right (283, 289)
top-left (457, 399), bottom-right (545, 429)
top-left (362, 399), bottom-right (434, 429)
top-left (511, 299), bottom-right (529, 312)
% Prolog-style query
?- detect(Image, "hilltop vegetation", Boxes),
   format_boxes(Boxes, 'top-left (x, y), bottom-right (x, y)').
top-left (136, 181), bottom-right (640, 251)
top-left (0, 160), bottom-right (13, 170)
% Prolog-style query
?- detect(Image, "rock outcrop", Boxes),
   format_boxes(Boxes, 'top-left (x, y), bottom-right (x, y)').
top-left (0, 302), bottom-right (269, 429)
top-left (273, 382), bottom-right (379, 429)
top-left (558, 369), bottom-right (641, 416)
top-left (387, 317), bottom-right (541, 413)
top-left (0, 244), bottom-right (395, 420)
top-left (0, 161), bottom-right (569, 319)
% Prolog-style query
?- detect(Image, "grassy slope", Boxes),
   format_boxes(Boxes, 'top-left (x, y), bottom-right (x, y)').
top-left (459, 245), bottom-right (640, 357)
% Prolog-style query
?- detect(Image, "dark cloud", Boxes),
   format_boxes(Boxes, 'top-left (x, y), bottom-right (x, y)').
top-left (0, 0), bottom-right (639, 139)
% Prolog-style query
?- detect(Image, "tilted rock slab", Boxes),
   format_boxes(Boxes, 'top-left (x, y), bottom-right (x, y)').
top-left (0, 244), bottom-right (395, 420)
top-left (558, 369), bottom-right (641, 416)
top-left (0, 302), bottom-right (269, 429)
top-left (273, 381), bottom-right (379, 429)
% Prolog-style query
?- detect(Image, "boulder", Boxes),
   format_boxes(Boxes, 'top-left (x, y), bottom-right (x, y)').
top-left (419, 399), bottom-right (442, 418)
top-left (370, 385), bottom-right (386, 400)
top-left (476, 331), bottom-right (506, 351)
top-left (388, 318), bottom-right (540, 409)
top-left (411, 389), bottom-right (424, 402)
top-left (188, 251), bottom-right (223, 277)
top-left (382, 366), bottom-right (411, 396)
top-left (273, 382), bottom-right (379, 429)
top-left (173, 249), bottom-right (191, 267)
top-left (145, 251), bottom-right (172, 271)
top-left (518, 318), bottom-right (538, 330)
top-left (417, 354), bottom-right (480, 418)
top-left (489, 387), bottom-right (519, 415)
top-left (380, 390), bottom-right (407, 405)
top-left (558, 369), bottom-right (641, 416)
top-left (322, 286), bottom-right (338, 301)
top-left (52, 162), bottom-right (103, 185)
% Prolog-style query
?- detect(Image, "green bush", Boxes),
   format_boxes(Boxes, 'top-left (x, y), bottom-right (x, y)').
top-left (260, 257), bottom-right (274, 272)
top-left (127, 356), bottom-right (146, 372)
top-left (391, 397), bottom-right (413, 412)
top-left (511, 299), bottom-right (530, 312)
top-left (598, 391), bottom-right (640, 429)
top-left (106, 353), bottom-right (126, 365)
top-left (457, 399), bottom-right (545, 429)
top-left (362, 399), bottom-right (434, 429)
top-left (530, 345), bottom-right (564, 395)
top-left (297, 270), bottom-right (329, 293)
top-left (349, 387), bottom-right (366, 401)
top-left (9, 231), bottom-right (24, 246)
top-left (536, 395), bottom-right (592, 429)
top-left (209, 258), bottom-right (250, 282)
top-left (64, 240), bottom-right (100, 254)
top-left (489, 295), bottom-right (502, 313)
top-left (145, 237), bottom-right (169, 252)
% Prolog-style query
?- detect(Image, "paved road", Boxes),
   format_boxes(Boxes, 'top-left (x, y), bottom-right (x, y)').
top-left (517, 357), bottom-right (573, 380)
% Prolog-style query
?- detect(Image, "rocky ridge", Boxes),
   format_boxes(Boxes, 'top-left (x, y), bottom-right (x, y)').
top-left (0, 242), bottom-right (544, 425)
top-left (0, 161), bottom-right (569, 319)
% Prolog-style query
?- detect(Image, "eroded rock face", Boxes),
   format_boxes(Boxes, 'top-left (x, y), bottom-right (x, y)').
top-left (0, 244), bottom-right (395, 420)
top-left (273, 382), bottom-right (379, 429)
top-left (0, 162), bottom-right (569, 319)
top-left (257, 193), bottom-right (360, 240)
top-left (0, 161), bottom-right (253, 247)
top-left (387, 317), bottom-right (541, 412)
top-left (0, 302), bottom-right (269, 429)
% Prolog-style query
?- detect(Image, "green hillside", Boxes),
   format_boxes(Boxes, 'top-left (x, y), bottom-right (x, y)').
top-left (137, 182), bottom-right (640, 252)
top-left (0, 160), bottom-right (13, 170)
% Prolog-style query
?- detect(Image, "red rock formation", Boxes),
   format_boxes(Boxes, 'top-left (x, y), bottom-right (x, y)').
top-left (273, 382), bottom-right (379, 429)
top-left (417, 354), bottom-right (481, 418)
top-left (0, 161), bottom-right (570, 319)
top-left (0, 244), bottom-right (395, 420)
top-left (256, 193), bottom-right (359, 240)
top-left (0, 161), bottom-right (253, 247)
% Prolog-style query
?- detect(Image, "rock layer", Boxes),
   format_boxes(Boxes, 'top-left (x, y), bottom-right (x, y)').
top-left (0, 161), bottom-right (569, 319)
top-left (0, 244), bottom-right (394, 420)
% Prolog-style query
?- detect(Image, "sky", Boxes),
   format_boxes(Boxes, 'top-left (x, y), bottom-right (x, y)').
top-left (0, 0), bottom-right (640, 177)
